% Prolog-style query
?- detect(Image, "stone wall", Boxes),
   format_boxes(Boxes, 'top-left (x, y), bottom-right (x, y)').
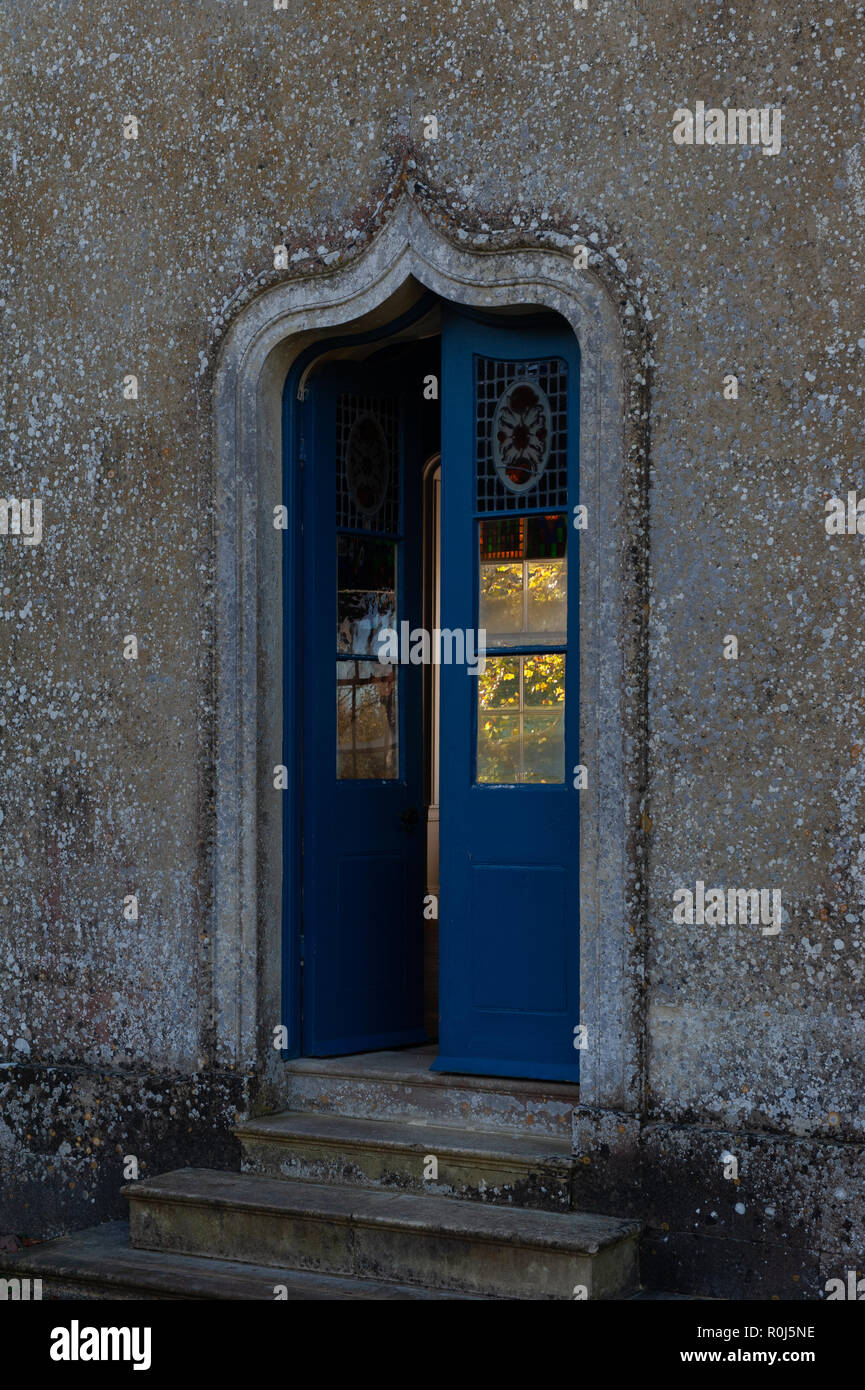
top-left (1, 0), bottom-right (862, 1295)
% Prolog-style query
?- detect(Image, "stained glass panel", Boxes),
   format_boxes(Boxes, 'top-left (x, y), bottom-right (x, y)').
top-left (336, 394), bottom-right (399, 533)
top-left (476, 357), bottom-right (568, 513)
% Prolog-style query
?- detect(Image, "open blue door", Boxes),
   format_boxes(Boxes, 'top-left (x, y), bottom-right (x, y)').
top-left (435, 307), bottom-right (581, 1082)
top-left (300, 360), bottom-right (426, 1055)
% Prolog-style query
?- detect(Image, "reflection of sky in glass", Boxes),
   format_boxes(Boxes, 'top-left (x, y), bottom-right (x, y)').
top-left (337, 535), bottom-right (396, 656)
top-left (337, 591), bottom-right (396, 655)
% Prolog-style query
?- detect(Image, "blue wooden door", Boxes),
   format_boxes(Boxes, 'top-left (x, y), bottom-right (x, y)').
top-left (435, 308), bottom-right (581, 1082)
top-left (301, 361), bottom-right (426, 1055)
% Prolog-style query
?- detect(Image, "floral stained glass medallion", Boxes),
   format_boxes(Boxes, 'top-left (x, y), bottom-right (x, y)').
top-left (492, 377), bottom-right (552, 496)
top-left (345, 413), bottom-right (390, 518)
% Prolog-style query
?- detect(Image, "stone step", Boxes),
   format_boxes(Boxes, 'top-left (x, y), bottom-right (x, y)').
top-left (282, 1045), bottom-right (578, 1139)
top-left (0, 1221), bottom-right (478, 1300)
top-left (237, 1110), bottom-right (576, 1211)
top-left (125, 1168), bottom-right (640, 1300)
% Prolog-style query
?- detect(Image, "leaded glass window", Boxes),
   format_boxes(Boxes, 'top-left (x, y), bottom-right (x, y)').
top-left (476, 356), bottom-right (568, 513)
top-left (474, 356), bottom-right (570, 784)
top-left (335, 397), bottom-right (400, 779)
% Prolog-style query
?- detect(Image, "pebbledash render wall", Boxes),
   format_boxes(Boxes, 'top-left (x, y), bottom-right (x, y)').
top-left (1, 0), bottom-right (863, 1298)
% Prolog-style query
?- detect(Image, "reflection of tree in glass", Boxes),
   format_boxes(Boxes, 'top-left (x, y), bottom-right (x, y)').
top-left (477, 654), bottom-right (565, 784)
top-left (527, 562), bottom-right (566, 630)
top-left (480, 560), bottom-right (566, 636)
top-left (480, 564), bottom-right (522, 632)
top-left (478, 657), bottom-right (520, 710)
top-left (337, 662), bottom-right (397, 778)
top-left (479, 654), bottom-right (564, 710)
top-left (524, 653), bottom-right (565, 705)
top-left (481, 564), bottom-right (520, 598)
top-left (481, 562), bottom-right (562, 600)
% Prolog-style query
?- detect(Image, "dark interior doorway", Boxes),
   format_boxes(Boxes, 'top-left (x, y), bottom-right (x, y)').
top-left (358, 335), bottom-right (442, 1041)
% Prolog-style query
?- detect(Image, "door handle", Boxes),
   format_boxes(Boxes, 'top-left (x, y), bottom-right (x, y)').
top-left (400, 806), bottom-right (419, 831)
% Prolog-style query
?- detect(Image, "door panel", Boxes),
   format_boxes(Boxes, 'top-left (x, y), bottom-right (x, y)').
top-left (435, 308), bottom-right (581, 1082)
top-left (301, 362), bottom-right (426, 1055)
top-left (469, 865), bottom-right (567, 1012)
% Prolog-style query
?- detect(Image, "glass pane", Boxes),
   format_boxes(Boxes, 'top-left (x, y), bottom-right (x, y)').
top-left (479, 514), bottom-right (566, 647)
top-left (476, 357), bottom-right (569, 514)
top-left (523, 653), bottom-right (566, 706)
top-left (477, 712), bottom-right (521, 784)
top-left (476, 654), bottom-right (565, 784)
top-left (479, 563), bottom-right (523, 637)
top-left (522, 710), bottom-right (565, 783)
top-left (337, 535), bottom-right (396, 657)
top-left (526, 561), bottom-right (567, 637)
top-left (478, 656), bottom-right (520, 709)
top-left (337, 659), bottom-right (398, 779)
top-left (525, 513), bottom-right (567, 559)
top-left (479, 516), bottom-right (524, 560)
top-left (337, 396), bottom-right (399, 533)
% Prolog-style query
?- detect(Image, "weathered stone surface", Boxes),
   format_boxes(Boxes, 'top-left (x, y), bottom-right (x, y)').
top-left (238, 1109), bottom-right (576, 1210)
top-left (571, 1116), bottom-right (865, 1298)
top-left (2, 0), bottom-right (864, 1299)
top-left (0, 1219), bottom-right (480, 1300)
top-left (0, 1065), bottom-right (245, 1238)
top-left (640, 1231), bottom-right (823, 1304)
top-left (125, 1167), bottom-right (641, 1299)
top-left (280, 1047), bottom-right (578, 1137)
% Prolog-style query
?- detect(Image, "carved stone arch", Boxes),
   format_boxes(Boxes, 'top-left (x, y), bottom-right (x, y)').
top-left (212, 194), bottom-right (648, 1121)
